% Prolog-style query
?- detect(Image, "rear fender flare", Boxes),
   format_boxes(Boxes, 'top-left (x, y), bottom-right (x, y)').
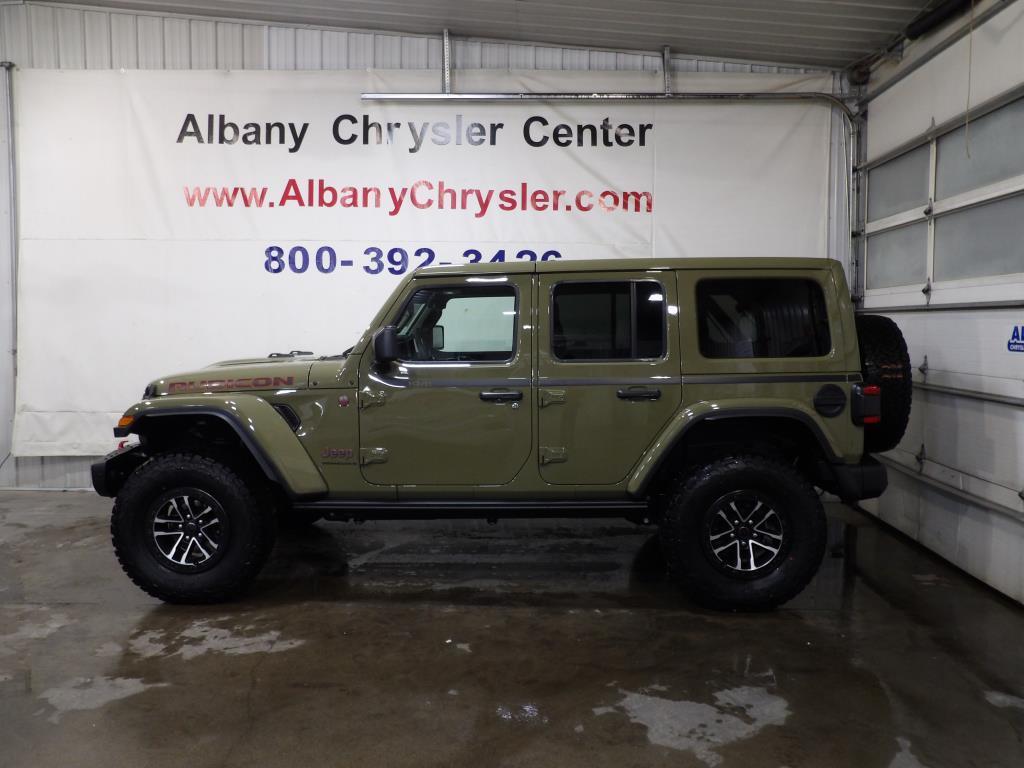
top-left (627, 400), bottom-right (842, 497)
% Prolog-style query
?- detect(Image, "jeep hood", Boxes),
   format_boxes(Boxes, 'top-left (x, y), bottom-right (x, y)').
top-left (146, 355), bottom-right (316, 396)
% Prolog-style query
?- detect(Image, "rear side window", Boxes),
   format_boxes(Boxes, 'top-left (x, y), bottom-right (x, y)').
top-left (552, 281), bottom-right (666, 360)
top-left (697, 278), bottom-right (831, 359)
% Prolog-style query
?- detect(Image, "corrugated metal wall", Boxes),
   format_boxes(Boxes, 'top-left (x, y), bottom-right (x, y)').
top-left (0, 0), bottom-right (845, 489)
top-left (0, 2), bottom-right (827, 74)
top-left (18, 0), bottom-right (933, 69)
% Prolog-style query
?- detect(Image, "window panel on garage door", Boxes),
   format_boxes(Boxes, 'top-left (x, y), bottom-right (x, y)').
top-left (936, 97), bottom-right (1024, 200)
top-left (867, 145), bottom-right (930, 222)
top-left (866, 222), bottom-right (928, 289)
top-left (865, 94), bottom-right (1024, 304)
top-left (934, 195), bottom-right (1024, 281)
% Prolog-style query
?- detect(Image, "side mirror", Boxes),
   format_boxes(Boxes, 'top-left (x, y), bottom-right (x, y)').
top-left (431, 325), bottom-right (445, 351)
top-left (373, 326), bottom-right (399, 365)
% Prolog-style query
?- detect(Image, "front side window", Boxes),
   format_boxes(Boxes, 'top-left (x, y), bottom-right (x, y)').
top-left (393, 284), bottom-right (516, 362)
top-left (552, 281), bottom-right (666, 361)
top-left (697, 278), bottom-right (831, 359)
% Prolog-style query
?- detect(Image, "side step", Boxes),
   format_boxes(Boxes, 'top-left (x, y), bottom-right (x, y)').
top-left (293, 499), bottom-right (650, 522)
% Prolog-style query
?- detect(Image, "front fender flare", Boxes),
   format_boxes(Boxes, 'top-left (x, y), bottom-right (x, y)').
top-left (627, 400), bottom-right (842, 497)
top-left (116, 395), bottom-right (328, 499)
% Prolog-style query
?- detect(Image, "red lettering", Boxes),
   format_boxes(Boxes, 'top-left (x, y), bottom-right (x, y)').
top-left (278, 178), bottom-right (305, 207)
top-left (317, 179), bottom-right (337, 207)
top-left (409, 180), bottom-right (434, 209)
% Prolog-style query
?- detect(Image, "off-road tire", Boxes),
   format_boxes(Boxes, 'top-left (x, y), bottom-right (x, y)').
top-left (111, 453), bottom-right (276, 604)
top-left (660, 455), bottom-right (826, 610)
top-left (855, 314), bottom-right (912, 453)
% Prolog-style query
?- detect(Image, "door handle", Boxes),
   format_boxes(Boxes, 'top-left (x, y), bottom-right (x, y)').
top-left (480, 390), bottom-right (523, 403)
top-left (616, 387), bottom-right (662, 401)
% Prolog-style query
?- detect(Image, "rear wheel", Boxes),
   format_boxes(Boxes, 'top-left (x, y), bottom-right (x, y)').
top-left (111, 453), bottom-right (276, 603)
top-left (660, 455), bottom-right (826, 610)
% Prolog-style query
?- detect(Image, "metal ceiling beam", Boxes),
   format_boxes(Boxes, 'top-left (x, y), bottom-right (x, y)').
top-left (361, 90), bottom-right (856, 122)
top-left (441, 28), bottom-right (451, 95)
top-left (41, 0), bottom-right (936, 70)
top-left (364, 30), bottom-right (857, 122)
top-left (662, 46), bottom-right (671, 96)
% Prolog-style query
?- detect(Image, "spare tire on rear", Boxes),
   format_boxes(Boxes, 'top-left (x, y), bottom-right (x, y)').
top-left (855, 314), bottom-right (912, 453)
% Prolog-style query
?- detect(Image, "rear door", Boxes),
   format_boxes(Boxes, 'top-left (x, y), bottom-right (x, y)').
top-left (536, 271), bottom-right (681, 485)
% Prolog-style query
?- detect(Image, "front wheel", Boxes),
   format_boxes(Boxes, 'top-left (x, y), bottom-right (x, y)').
top-left (111, 453), bottom-right (277, 604)
top-left (659, 455), bottom-right (826, 610)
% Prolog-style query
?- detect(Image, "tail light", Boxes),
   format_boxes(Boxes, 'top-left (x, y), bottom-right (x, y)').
top-left (852, 384), bottom-right (881, 426)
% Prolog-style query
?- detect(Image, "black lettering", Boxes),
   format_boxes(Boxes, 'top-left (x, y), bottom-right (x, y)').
top-left (241, 122), bottom-right (261, 145)
top-left (523, 116), bottom-right (548, 147)
top-left (265, 122), bottom-right (285, 145)
top-left (176, 113), bottom-right (204, 144)
top-left (552, 124), bottom-right (572, 147)
top-left (577, 123), bottom-right (597, 146)
top-left (218, 114), bottom-right (239, 144)
top-left (614, 124), bottom-right (635, 147)
top-left (466, 122), bottom-right (486, 146)
top-left (333, 114), bottom-right (357, 145)
top-left (408, 121), bottom-right (429, 153)
top-left (431, 122), bottom-right (450, 146)
top-left (288, 123), bottom-right (308, 153)
top-left (363, 115), bottom-right (383, 145)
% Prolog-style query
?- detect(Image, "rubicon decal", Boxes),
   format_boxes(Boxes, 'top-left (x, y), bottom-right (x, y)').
top-left (168, 376), bottom-right (295, 392)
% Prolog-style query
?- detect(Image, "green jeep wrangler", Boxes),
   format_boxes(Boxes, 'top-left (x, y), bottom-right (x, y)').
top-left (93, 257), bottom-right (911, 609)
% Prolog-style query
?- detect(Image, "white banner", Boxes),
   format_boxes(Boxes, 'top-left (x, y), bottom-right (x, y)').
top-left (12, 69), bottom-right (832, 455)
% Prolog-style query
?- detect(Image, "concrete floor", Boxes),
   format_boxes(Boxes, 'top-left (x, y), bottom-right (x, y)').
top-left (1, 493), bottom-right (1023, 768)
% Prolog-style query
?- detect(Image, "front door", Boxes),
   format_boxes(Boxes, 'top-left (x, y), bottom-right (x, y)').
top-left (358, 274), bottom-right (533, 487)
top-left (536, 272), bottom-right (681, 485)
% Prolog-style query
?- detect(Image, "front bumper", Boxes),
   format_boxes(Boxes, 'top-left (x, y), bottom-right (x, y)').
top-left (91, 444), bottom-right (147, 497)
top-left (829, 456), bottom-right (888, 502)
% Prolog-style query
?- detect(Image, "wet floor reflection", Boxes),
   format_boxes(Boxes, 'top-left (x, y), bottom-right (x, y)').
top-left (1, 494), bottom-right (1022, 767)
